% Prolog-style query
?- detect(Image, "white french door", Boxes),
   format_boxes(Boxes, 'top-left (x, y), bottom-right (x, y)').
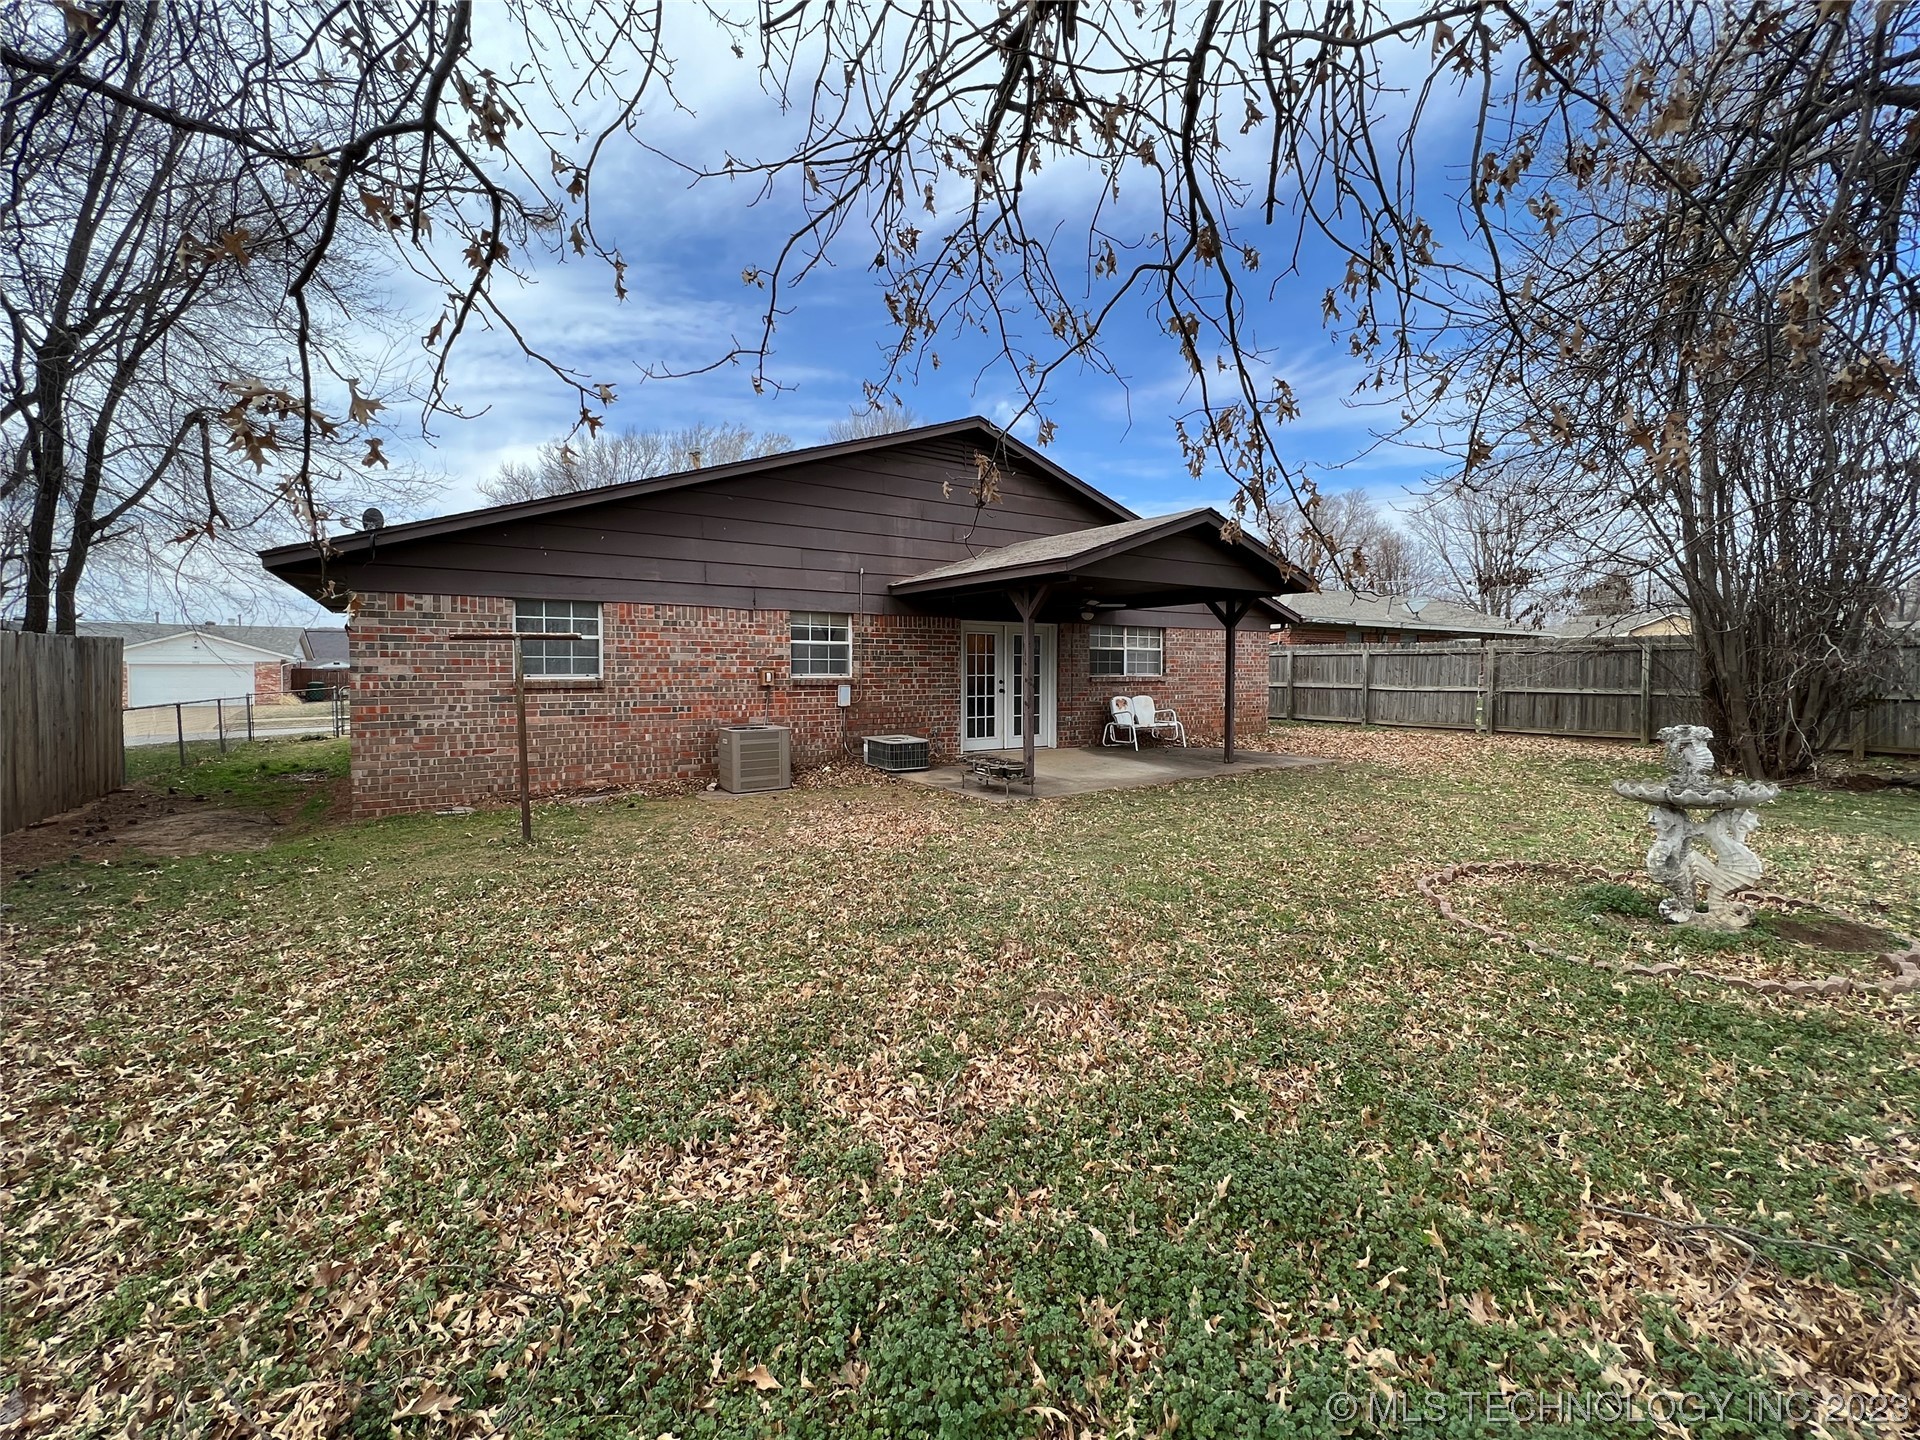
top-left (960, 623), bottom-right (1057, 752)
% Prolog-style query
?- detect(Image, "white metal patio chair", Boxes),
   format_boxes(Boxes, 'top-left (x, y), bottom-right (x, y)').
top-left (1103, 694), bottom-right (1186, 748)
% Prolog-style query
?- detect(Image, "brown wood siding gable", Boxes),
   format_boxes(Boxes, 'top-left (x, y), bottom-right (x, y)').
top-left (275, 435), bottom-right (1142, 616)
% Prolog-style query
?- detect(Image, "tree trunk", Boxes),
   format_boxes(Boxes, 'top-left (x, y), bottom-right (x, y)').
top-left (21, 328), bottom-right (74, 634)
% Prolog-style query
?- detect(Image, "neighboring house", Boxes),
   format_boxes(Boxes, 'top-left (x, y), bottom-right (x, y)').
top-left (292, 626), bottom-right (353, 699)
top-left (1550, 607), bottom-right (1692, 640)
top-left (1270, 592), bottom-right (1532, 645)
top-left (261, 417), bottom-right (1310, 817)
top-left (301, 627), bottom-right (351, 668)
top-left (81, 622), bottom-right (304, 706)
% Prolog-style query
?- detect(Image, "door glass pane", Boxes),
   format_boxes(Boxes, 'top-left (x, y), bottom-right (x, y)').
top-left (964, 631), bottom-right (998, 741)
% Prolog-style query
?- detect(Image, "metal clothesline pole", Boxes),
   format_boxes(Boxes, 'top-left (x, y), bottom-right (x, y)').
top-left (515, 638), bottom-right (532, 844)
top-left (465, 629), bottom-right (588, 844)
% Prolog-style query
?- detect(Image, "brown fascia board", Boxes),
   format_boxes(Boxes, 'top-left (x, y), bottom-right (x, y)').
top-left (258, 417), bottom-right (1135, 569)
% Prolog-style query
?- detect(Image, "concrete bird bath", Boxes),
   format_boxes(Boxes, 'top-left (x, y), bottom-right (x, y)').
top-left (1612, 725), bottom-right (1779, 931)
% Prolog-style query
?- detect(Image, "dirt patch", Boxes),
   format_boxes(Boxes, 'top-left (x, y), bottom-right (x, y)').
top-left (4, 789), bottom-right (280, 877)
top-left (117, 808), bottom-right (277, 857)
top-left (5, 787), bottom-right (195, 876)
top-left (1769, 913), bottom-right (1905, 953)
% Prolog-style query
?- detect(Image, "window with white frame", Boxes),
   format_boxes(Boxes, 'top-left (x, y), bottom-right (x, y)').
top-left (514, 600), bottom-right (602, 678)
top-left (1089, 624), bottom-right (1163, 676)
top-left (790, 612), bottom-right (852, 676)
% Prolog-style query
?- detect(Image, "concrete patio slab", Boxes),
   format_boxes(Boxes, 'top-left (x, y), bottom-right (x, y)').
top-left (898, 745), bottom-right (1332, 803)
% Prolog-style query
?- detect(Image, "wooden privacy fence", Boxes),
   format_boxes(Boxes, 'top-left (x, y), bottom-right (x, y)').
top-left (2, 631), bottom-right (125, 832)
top-left (1268, 638), bottom-right (1920, 756)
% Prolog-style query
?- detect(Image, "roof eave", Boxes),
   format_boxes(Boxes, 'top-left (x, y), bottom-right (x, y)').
top-left (122, 631), bottom-right (300, 661)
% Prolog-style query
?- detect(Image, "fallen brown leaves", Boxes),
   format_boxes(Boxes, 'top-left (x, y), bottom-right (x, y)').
top-left (1575, 1198), bottom-right (1919, 1421)
top-left (818, 1042), bottom-right (1064, 1183)
top-left (4, 731), bottom-right (1913, 1436)
top-left (1247, 724), bottom-right (1616, 773)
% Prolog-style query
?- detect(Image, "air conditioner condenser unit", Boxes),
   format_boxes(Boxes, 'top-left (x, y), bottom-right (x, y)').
top-left (863, 734), bottom-right (930, 772)
top-left (717, 724), bottom-right (791, 792)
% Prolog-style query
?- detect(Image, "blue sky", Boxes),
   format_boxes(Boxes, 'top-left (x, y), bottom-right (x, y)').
top-left (375, 12), bottom-right (1465, 524)
top-left (214, 11), bottom-right (1480, 624)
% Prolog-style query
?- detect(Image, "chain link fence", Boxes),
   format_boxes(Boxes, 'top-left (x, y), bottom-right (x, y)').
top-left (124, 691), bottom-right (348, 778)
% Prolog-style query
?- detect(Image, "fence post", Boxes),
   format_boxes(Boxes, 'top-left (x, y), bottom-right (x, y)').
top-left (1484, 645), bottom-right (1498, 734)
top-left (246, 695), bottom-right (254, 743)
top-left (175, 703), bottom-right (186, 768)
top-left (1638, 644), bottom-right (1654, 744)
top-left (1852, 709), bottom-right (1868, 762)
top-left (1358, 648), bottom-right (1373, 726)
top-left (1285, 648), bottom-right (1296, 720)
top-left (216, 698), bottom-right (227, 754)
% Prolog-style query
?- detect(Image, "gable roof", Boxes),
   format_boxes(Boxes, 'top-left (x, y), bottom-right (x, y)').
top-left (79, 622), bottom-right (304, 660)
top-left (894, 508), bottom-right (1308, 605)
top-left (895, 511), bottom-right (1210, 589)
top-left (260, 416), bottom-right (1133, 567)
top-left (77, 621), bottom-right (193, 648)
top-left (301, 627), bottom-right (350, 663)
top-left (1271, 591), bottom-right (1531, 636)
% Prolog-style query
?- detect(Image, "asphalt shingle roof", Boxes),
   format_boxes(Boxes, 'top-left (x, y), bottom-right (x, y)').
top-left (301, 628), bottom-right (351, 663)
top-left (1276, 591), bottom-right (1530, 634)
top-left (78, 622), bottom-right (306, 659)
top-left (899, 511), bottom-right (1212, 587)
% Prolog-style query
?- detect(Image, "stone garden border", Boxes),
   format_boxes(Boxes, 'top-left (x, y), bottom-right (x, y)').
top-left (1418, 859), bottom-right (1920, 998)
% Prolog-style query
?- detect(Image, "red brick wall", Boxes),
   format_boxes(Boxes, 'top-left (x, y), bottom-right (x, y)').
top-left (1058, 626), bottom-right (1268, 746)
top-left (253, 661), bottom-right (286, 701)
top-left (345, 593), bottom-right (1256, 817)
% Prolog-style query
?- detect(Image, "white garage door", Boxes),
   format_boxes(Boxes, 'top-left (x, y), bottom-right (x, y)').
top-left (127, 661), bottom-right (256, 707)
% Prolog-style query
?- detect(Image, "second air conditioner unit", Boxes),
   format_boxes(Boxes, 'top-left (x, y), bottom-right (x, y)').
top-left (863, 734), bottom-right (931, 772)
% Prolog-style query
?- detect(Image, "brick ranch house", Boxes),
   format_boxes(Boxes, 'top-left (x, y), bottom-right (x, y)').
top-left (261, 418), bottom-right (1309, 817)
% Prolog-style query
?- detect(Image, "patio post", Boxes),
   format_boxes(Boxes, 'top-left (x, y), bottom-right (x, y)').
top-left (1009, 583), bottom-right (1051, 789)
top-left (1206, 599), bottom-right (1252, 762)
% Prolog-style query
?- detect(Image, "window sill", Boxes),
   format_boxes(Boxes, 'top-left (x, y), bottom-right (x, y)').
top-left (791, 675), bottom-right (853, 683)
top-left (524, 678), bottom-right (604, 690)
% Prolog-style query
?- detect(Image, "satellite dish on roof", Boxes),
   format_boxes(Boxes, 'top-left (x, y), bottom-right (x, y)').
top-left (1404, 594), bottom-right (1431, 617)
top-left (361, 507), bottom-right (385, 532)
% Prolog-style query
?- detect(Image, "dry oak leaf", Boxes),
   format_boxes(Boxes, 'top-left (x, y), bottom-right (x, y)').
top-left (346, 379), bottom-right (385, 425)
top-left (393, 1381), bottom-right (460, 1418)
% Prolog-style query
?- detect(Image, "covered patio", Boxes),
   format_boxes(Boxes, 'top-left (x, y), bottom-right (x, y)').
top-left (891, 507), bottom-right (1312, 789)
top-left (899, 744), bottom-right (1331, 803)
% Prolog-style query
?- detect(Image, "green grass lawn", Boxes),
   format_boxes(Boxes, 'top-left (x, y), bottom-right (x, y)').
top-left (122, 733), bottom-right (350, 803)
top-left (4, 729), bottom-right (1916, 1437)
